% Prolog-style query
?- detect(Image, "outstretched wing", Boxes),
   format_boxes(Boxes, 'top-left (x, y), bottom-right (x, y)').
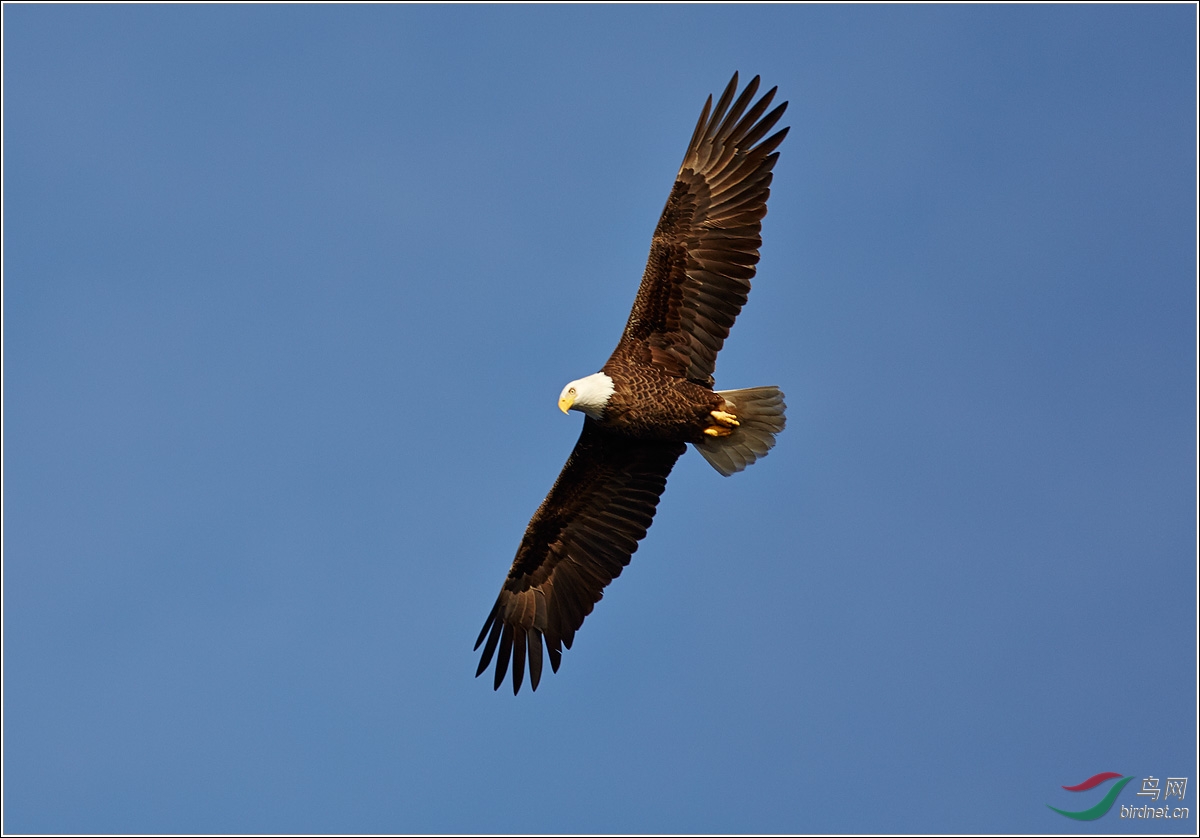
top-left (475, 420), bottom-right (685, 694)
top-left (613, 73), bottom-right (788, 386)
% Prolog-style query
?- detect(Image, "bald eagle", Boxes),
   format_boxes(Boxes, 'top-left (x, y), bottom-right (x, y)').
top-left (476, 73), bottom-right (788, 693)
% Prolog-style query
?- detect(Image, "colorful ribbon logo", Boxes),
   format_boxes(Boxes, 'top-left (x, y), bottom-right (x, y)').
top-left (1047, 772), bottom-right (1133, 820)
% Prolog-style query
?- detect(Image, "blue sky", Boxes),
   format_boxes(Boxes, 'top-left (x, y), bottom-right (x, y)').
top-left (4, 4), bottom-right (1195, 834)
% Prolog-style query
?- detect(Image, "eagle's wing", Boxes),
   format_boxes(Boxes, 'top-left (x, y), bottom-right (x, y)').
top-left (475, 420), bottom-right (685, 694)
top-left (612, 73), bottom-right (788, 386)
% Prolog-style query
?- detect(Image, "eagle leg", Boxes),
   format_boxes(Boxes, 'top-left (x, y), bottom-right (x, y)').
top-left (704, 410), bottom-right (740, 436)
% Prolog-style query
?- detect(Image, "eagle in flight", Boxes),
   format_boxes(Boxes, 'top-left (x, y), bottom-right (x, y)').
top-left (476, 73), bottom-right (788, 693)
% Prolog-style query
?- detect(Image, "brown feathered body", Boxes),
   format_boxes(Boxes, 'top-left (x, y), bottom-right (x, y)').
top-left (598, 360), bottom-right (725, 442)
top-left (475, 73), bottom-right (789, 693)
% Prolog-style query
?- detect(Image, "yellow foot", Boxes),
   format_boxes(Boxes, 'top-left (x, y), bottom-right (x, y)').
top-left (704, 424), bottom-right (734, 438)
top-left (710, 410), bottom-right (740, 428)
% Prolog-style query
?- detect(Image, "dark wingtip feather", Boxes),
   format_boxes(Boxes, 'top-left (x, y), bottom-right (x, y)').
top-left (725, 71), bottom-right (741, 98)
top-left (713, 76), bottom-right (763, 147)
top-left (704, 73), bottom-right (742, 144)
top-left (511, 627), bottom-right (527, 695)
top-left (528, 629), bottom-right (544, 691)
top-left (493, 623), bottom-right (513, 691)
top-left (741, 101), bottom-right (789, 150)
top-left (474, 612), bottom-right (503, 678)
top-left (683, 93), bottom-right (714, 163)
top-left (474, 601), bottom-right (498, 650)
top-left (756, 127), bottom-right (789, 159)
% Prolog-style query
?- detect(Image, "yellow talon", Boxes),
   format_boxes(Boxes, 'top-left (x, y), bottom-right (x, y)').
top-left (710, 410), bottom-right (740, 427)
top-left (704, 425), bottom-right (734, 438)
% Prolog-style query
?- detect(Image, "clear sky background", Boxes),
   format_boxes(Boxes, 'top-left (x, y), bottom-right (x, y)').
top-left (4, 4), bottom-right (1196, 835)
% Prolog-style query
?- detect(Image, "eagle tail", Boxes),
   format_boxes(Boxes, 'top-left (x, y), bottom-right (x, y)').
top-left (695, 386), bottom-right (786, 477)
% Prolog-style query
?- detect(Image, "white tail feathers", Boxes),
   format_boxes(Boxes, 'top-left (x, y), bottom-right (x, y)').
top-left (695, 386), bottom-right (786, 477)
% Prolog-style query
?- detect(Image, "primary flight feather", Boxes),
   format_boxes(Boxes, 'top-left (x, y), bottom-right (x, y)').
top-left (476, 73), bottom-right (788, 693)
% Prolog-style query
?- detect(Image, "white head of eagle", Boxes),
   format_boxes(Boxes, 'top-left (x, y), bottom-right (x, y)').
top-left (558, 372), bottom-right (615, 420)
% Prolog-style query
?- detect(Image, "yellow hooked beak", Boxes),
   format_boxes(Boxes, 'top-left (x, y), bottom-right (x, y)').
top-left (558, 393), bottom-right (575, 414)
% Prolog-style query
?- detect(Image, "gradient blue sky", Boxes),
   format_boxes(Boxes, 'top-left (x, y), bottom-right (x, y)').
top-left (4, 4), bottom-right (1196, 834)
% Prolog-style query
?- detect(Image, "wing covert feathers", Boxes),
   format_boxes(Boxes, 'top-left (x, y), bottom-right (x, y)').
top-left (616, 73), bottom-right (788, 385)
top-left (475, 421), bottom-right (685, 694)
